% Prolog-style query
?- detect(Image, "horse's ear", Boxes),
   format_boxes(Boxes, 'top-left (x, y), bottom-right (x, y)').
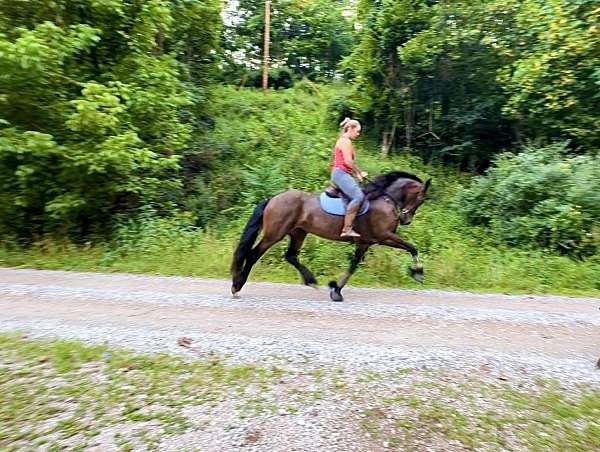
top-left (423, 178), bottom-right (432, 194)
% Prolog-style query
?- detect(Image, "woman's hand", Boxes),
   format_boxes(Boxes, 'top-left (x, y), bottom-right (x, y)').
top-left (358, 171), bottom-right (369, 181)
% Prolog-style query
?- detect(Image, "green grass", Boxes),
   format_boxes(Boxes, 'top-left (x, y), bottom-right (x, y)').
top-left (502, 387), bottom-right (600, 451)
top-left (1, 220), bottom-right (599, 297)
top-left (356, 374), bottom-right (600, 451)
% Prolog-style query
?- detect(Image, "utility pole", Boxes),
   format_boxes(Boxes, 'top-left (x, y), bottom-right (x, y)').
top-left (262, 0), bottom-right (271, 92)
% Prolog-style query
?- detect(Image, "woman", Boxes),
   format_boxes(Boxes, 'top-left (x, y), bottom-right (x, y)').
top-left (331, 117), bottom-right (368, 238)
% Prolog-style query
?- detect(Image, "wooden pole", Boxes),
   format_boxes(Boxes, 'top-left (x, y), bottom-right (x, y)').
top-left (262, 0), bottom-right (271, 92)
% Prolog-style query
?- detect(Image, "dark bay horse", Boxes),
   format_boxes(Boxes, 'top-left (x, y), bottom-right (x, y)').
top-left (231, 171), bottom-right (431, 301)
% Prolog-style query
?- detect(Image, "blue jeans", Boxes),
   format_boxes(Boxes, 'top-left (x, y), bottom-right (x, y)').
top-left (331, 168), bottom-right (364, 209)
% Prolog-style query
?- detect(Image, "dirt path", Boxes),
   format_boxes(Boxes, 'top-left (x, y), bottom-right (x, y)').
top-left (1, 267), bottom-right (599, 384)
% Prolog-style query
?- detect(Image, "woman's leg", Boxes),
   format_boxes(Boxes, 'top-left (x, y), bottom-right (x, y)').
top-left (331, 168), bottom-right (364, 237)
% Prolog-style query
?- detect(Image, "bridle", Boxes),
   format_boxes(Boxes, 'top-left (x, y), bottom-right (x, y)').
top-left (384, 194), bottom-right (411, 217)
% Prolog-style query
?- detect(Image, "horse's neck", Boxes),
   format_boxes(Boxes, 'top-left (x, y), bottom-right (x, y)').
top-left (386, 179), bottom-right (410, 203)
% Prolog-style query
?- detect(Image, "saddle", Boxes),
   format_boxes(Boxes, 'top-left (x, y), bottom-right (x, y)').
top-left (320, 184), bottom-right (369, 217)
top-left (324, 184), bottom-right (347, 200)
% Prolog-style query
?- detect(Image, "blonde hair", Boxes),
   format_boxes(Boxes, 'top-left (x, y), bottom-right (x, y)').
top-left (340, 117), bottom-right (361, 132)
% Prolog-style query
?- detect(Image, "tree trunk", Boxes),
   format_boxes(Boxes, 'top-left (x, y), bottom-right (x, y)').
top-left (404, 90), bottom-right (413, 150)
top-left (381, 124), bottom-right (396, 157)
top-left (262, 0), bottom-right (271, 93)
top-left (154, 30), bottom-right (165, 56)
top-left (513, 119), bottom-right (523, 145)
top-left (428, 102), bottom-right (433, 133)
top-left (239, 73), bottom-right (248, 90)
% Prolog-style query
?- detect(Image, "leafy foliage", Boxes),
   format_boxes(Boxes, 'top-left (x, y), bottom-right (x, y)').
top-left (347, 0), bottom-right (600, 168)
top-left (1, 0), bottom-right (599, 296)
top-left (499, 0), bottom-right (600, 150)
top-left (222, 0), bottom-right (355, 81)
top-left (183, 84), bottom-right (345, 225)
top-left (2, 85), bottom-right (599, 295)
top-left (457, 143), bottom-right (600, 257)
top-left (0, 0), bottom-right (221, 238)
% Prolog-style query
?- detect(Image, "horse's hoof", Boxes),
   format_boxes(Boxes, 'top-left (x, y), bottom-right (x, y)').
top-left (408, 267), bottom-right (424, 284)
top-left (328, 281), bottom-right (344, 302)
top-left (232, 276), bottom-right (247, 292)
top-left (330, 290), bottom-right (344, 302)
top-left (305, 276), bottom-right (319, 288)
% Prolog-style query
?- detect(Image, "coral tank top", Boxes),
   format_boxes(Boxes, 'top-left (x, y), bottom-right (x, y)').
top-left (332, 147), bottom-right (353, 174)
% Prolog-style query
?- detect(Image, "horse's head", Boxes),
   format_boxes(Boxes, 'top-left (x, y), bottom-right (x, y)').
top-left (365, 172), bottom-right (431, 225)
top-left (394, 178), bottom-right (431, 225)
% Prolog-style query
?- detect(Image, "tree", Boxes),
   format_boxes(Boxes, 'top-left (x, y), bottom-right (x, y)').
top-left (346, 0), bottom-right (599, 169)
top-left (0, 0), bottom-right (221, 238)
top-left (222, 0), bottom-right (355, 81)
top-left (498, 0), bottom-right (600, 150)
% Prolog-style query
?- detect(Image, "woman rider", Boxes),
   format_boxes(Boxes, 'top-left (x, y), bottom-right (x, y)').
top-left (331, 117), bottom-right (368, 238)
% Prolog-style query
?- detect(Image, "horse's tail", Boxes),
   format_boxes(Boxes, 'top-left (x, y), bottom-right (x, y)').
top-left (231, 198), bottom-right (271, 281)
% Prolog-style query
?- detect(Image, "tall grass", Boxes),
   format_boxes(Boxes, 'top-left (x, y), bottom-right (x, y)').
top-left (2, 214), bottom-right (598, 296)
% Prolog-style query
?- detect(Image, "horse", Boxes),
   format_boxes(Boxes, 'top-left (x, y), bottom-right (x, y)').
top-left (231, 171), bottom-right (431, 301)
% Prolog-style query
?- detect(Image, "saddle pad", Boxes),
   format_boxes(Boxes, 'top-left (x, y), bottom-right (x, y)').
top-left (319, 193), bottom-right (369, 216)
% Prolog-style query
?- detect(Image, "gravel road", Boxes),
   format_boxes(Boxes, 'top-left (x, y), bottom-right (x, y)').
top-left (1, 267), bottom-right (599, 384)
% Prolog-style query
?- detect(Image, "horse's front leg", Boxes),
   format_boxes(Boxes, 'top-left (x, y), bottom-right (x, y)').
top-left (380, 232), bottom-right (424, 283)
top-left (285, 229), bottom-right (318, 287)
top-left (329, 243), bottom-right (370, 302)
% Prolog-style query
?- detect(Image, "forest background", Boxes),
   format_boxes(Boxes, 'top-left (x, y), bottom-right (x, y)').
top-left (1, 0), bottom-right (599, 295)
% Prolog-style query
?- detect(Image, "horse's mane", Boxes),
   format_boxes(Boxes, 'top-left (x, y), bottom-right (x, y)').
top-left (363, 171), bottom-right (423, 201)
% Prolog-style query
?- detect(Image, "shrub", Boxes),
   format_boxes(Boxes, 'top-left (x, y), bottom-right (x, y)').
top-left (456, 143), bottom-right (600, 257)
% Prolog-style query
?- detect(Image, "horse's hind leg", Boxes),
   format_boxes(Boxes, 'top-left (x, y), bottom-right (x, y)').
top-left (233, 191), bottom-right (305, 293)
top-left (329, 243), bottom-right (370, 302)
top-left (285, 229), bottom-right (318, 287)
top-left (236, 229), bottom-right (288, 292)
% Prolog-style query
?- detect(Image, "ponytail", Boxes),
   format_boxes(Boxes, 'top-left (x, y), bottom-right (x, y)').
top-left (340, 117), bottom-right (361, 133)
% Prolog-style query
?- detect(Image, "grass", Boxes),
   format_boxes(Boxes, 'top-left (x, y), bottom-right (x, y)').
top-left (1, 333), bottom-right (599, 450)
top-left (1, 221), bottom-right (599, 297)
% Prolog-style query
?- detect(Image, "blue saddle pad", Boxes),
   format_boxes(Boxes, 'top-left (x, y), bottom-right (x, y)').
top-left (319, 193), bottom-right (369, 216)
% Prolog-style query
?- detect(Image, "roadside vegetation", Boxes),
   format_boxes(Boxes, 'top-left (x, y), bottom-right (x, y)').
top-left (2, 86), bottom-right (599, 296)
